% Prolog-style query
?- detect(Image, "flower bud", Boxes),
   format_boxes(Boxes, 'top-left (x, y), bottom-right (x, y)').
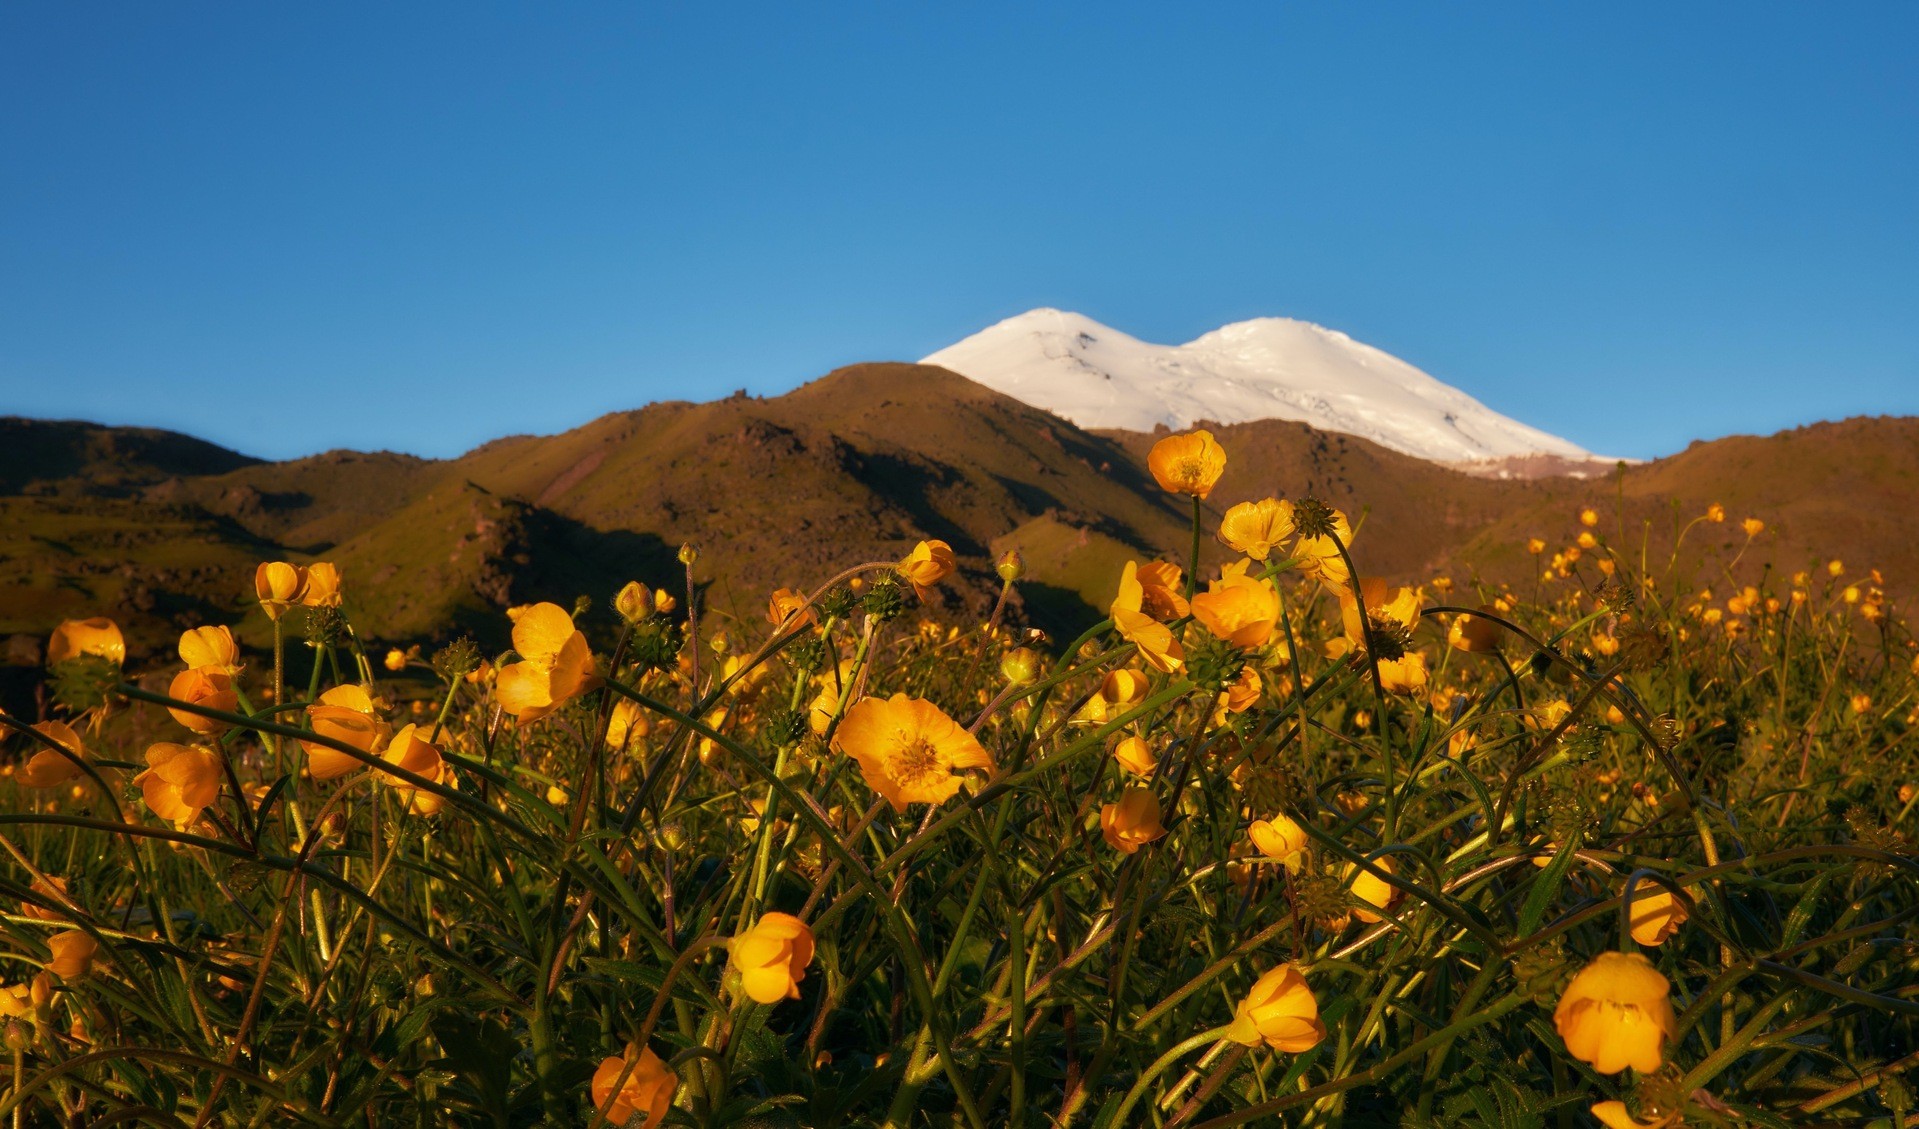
top-left (995, 550), bottom-right (1025, 583)
top-left (999, 647), bottom-right (1040, 686)
top-left (677, 543), bottom-right (699, 566)
top-left (615, 581), bottom-right (655, 623)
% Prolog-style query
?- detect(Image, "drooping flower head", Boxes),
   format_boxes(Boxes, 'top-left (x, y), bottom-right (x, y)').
top-left (166, 667), bottom-right (239, 734)
top-left (303, 684), bottom-right (391, 781)
top-left (1226, 964), bottom-right (1326, 1052)
top-left (1553, 951), bottom-right (1677, 1074)
top-left (589, 1043), bottom-right (677, 1129)
top-left (1191, 561), bottom-right (1281, 650)
top-left (1218, 498), bottom-right (1296, 561)
top-left (135, 743), bottom-right (224, 828)
top-left (832, 693), bottom-right (994, 812)
top-left (47, 618), bottom-right (125, 667)
top-left (1291, 508), bottom-right (1355, 586)
top-left (766, 587), bottom-right (815, 634)
top-left (729, 912), bottom-right (816, 1004)
top-left (1626, 885), bottom-right (1690, 948)
top-left (1100, 787), bottom-right (1166, 854)
top-left (496, 603), bottom-right (601, 727)
top-left (381, 723), bottom-right (447, 815)
top-left (895, 540), bottom-right (957, 601)
top-left (1148, 430), bottom-right (1227, 499)
top-left (46, 932), bottom-right (97, 981)
top-left (18, 722), bottom-right (87, 789)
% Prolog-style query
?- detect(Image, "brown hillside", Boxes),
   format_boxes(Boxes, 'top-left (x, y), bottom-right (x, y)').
top-left (2, 379), bottom-right (1911, 663)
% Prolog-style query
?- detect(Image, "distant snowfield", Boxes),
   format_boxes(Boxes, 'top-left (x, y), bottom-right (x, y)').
top-left (922, 308), bottom-right (1611, 468)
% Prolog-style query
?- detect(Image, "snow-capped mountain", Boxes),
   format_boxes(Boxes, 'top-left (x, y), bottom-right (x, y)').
top-left (921, 308), bottom-right (1601, 467)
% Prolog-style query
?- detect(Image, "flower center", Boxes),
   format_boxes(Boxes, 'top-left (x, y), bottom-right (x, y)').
top-left (892, 737), bottom-right (946, 785)
top-left (1175, 457), bottom-right (1204, 487)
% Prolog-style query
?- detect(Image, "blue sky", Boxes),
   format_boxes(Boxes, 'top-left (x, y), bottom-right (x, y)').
top-left (1, 4), bottom-right (1914, 461)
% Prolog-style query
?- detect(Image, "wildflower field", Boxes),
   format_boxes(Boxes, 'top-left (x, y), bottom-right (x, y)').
top-left (2, 429), bottom-right (1915, 1128)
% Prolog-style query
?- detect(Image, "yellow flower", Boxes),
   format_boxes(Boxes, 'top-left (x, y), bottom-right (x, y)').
top-left (46, 932), bottom-right (96, 981)
top-left (1704, 503), bottom-right (1725, 523)
top-left (1292, 509), bottom-right (1356, 585)
top-left (730, 912), bottom-right (815, 1004)
top-left (1376, 653), bottom-right (1428, 694)
top-left (18, 722), bottom-right (87, 789)
top-left (496, 603), bottom-right (601, 726)
top-left (606, 698), bottom-right (649, 751)
top-left (614, 580), bottom-right (655, 623)
top-left (1346, 856), bottom-right (1401, 924)
top-left (253, 562), bottom-right (308, 620)
top-left (1147, 429), bottom-right (1227, 499)
top-left (653, 587), bottom-right (678, 615)
top-left (1526, 537), bottom-right (1547, 555)
top-left (1589, 1101), bottom-right (1676, 1129)
top-left (1248, 814), bottom-right (1308, 871)
top-left (0, 973), bottom-right (53, 1024)
top-left (1111, 562), bottom-right (1184, 673)
top-left (47, 617), bottom-right (125, 667)
top-left (832, 694), bottom-right (994, 812)
top-left (167, 667), bottom-right (239, 734)
top-left (1338, 577), bottom-right (1421, 649)
top-left (381, 724), bottom-right (447, 815)
top-left (178, 626), bottom-right (241, 674)
top-left (1226, 964), bottom-right (1325, 1052)
top-left (301, 562), bottom-right (343, 607)
top-left (1827, 558), bottom-right (1844, 578)
top-left (1219, 665), bottom-right (1261, 712)
top-left (381, 648), bottom-right (407, 672)
top-left (1218, 498), bottom-right (1296, 560)
top-left (1553, 951), bottom-right (1676, 1074)
top-left (896, 540), bottom-right (957, 600)
top-left (1100, 787), bottom-right (1165, 853)
top-left (1112, 735), bottom-right (1157, 776)
top-left (135, 743), bottom-right (224, 828)
top-left (766, 587), bottom-right (815, 632)
top-left (589, 1042), bottom-right (677, 1129)
top-left (1741, 517), bottom-right (1764, 537)
top-left (20, 877), bottom-right (73, 923)
top-left (303, 684), bottom-right (391, 780)
top-left (1191, 561), bottom-right (1280, 649)
top-left (1448, 607), bottom-right (1502, 653)
top-left (1626, 885), bottom-right (1689, 948)
top-left (1134, 560), bottom-right (1190, 620)
top-left (1579, 508), bottom-right (1599, 527)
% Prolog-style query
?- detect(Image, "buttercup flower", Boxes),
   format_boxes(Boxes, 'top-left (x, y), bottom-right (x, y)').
top-left (383, 648), bottom-right (407, 672)
top-left (18, 722), bottom-right (87, 789)
top-left (1219, 665), bottom-right (1261, 712)
top-left (497, 603), bottom-right (601, 726)
top-left (1101, 787), bottom-right (1166, 853)
top-left (0, 973), bottom-right (53, 1024)
top-left (381, 724), bottom-right (447, 815)
top-left (178, 626), bottom-right (242, 673)
top-left (1218, 498), bottom-right (1296, 561)
top-left (48, 618), bottom-right (125, 667)
top-left (1075, 668), bottom-right (1151, 725)
top-left (1112, 735), bottom-right (1157, 776)
top-left (730, 912), bottom-right (815, 1004)
top-left (301, 562), bottom-right (343, 607)
top-left (1148, 430), bottom-right (1226, 499)
top-left (832, 693), bottom-right (993, 812)
top-left (1376, 652), bottom-right (1429, 695)
top-left (1249, 814), bottom-right (1309, 871)
top-left (1191, 561), bottom-right (1281, 649)
top-left (135, 743), bottom-right (224, 828)
top-left (1448, 607), bottom-right (1503, 653)
top-left (1134, 561), bottom-right (1190, 620)
top-left (254, 562), bottom-right (308, 620)
top-left (1580, 508), bottom-right (1600, 527)
top-left (606, 698), bottom-right (649, 751)
top-left (1292, 508), bottom-right (1355, 585)
top-left (1339, 578), bottom-right (1421, 650)
top-left (20, 877), bottom-right (73, 922)
top-left (1226, 964), bottom-right (1325, 1052)
top-left (1347, 856), bottom-right (1402, 924)
top-left (1553, 951), bottom-right (1676, 1074)
top-left (590, 1043), bottom-right (677, 1129)
top-left (167, 667), bottom-right (239, 734)
top-left (1741, 517), bottom-right (1764, 537)
top-left (46, 932), bottom-right (96, 980)
top-left (896, 540), bottom-right (957, 600)
top-left (1626, 885), bottom-right (1690, 948)
top-left (1112, 562), bottom-right (1184, 673)
top-left (303, 684), bottom-right (391, 780)
top-left (766, 587), bottom-right (815, 632)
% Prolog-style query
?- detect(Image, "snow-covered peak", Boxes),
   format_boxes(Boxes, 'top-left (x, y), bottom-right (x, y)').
top-left (920, 308), bottom-right (1598, 465)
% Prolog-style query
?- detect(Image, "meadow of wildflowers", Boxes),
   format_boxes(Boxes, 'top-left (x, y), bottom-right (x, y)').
top-left (2, 428), bottom-right (1915, 1127)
